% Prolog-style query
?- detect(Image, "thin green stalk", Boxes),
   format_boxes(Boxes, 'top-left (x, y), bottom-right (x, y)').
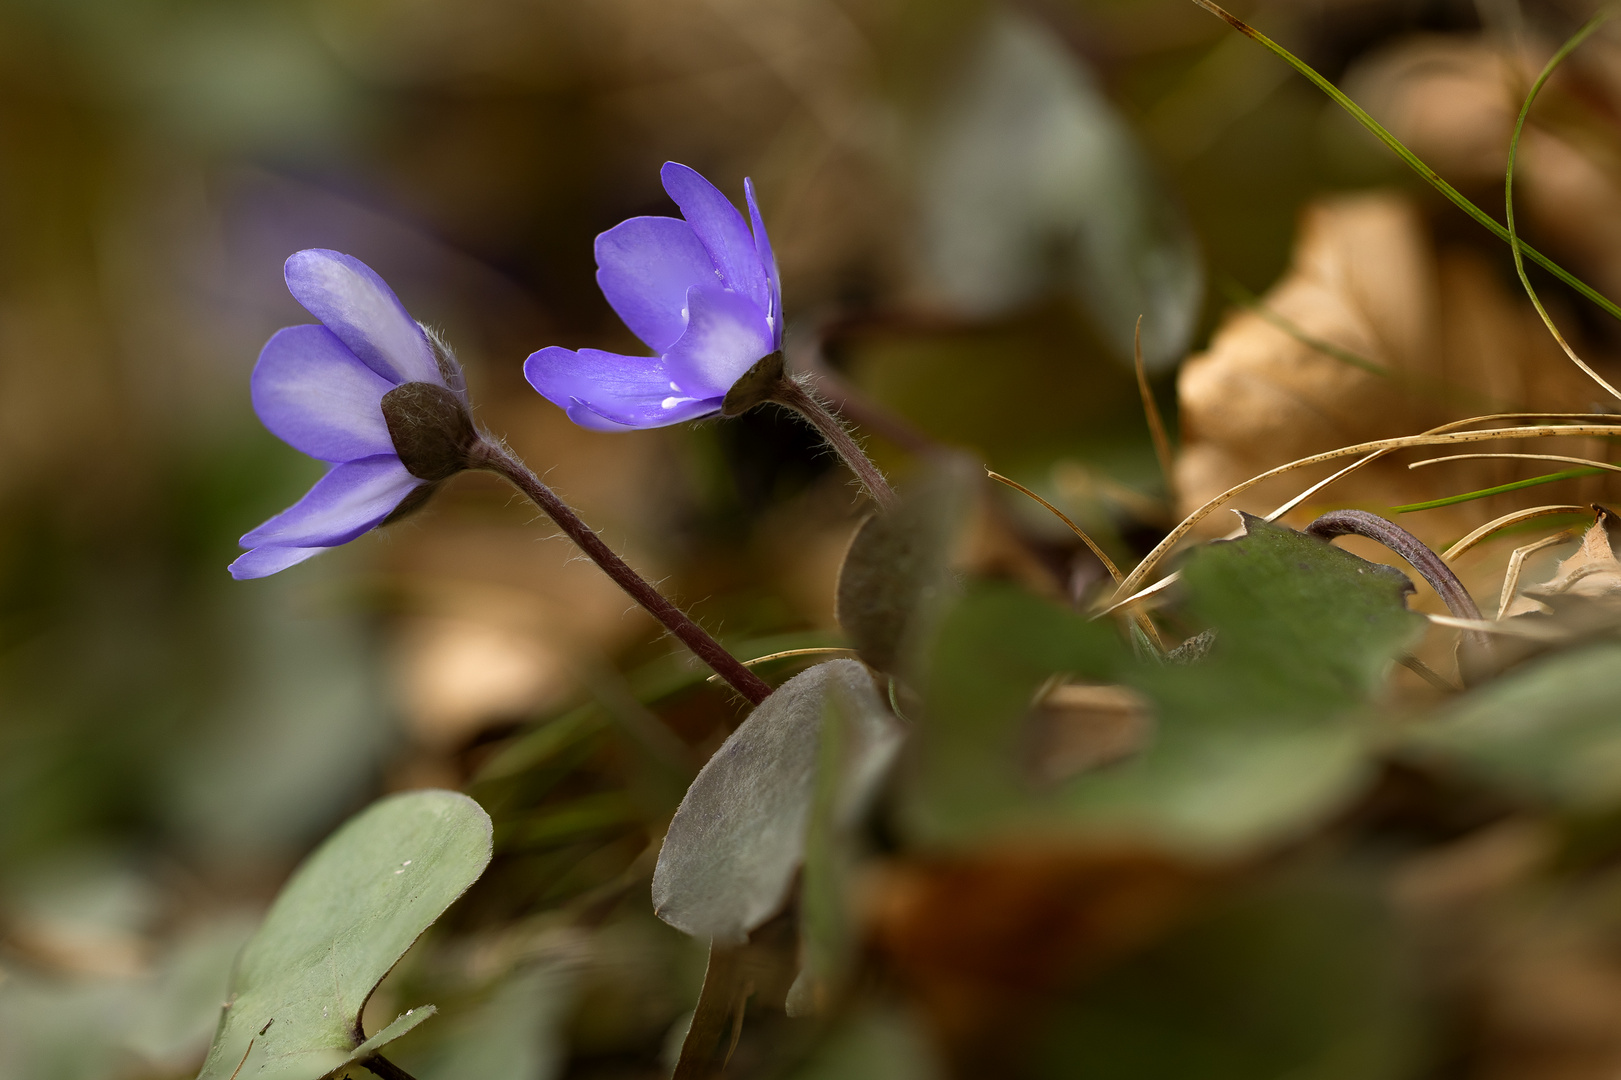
top-left (1505, 8), bottom-right (1621, 402)
top-left (1190, 0), bottom-right (1621, 325)
top-left (1391, 467), bottom-right (1605, 513)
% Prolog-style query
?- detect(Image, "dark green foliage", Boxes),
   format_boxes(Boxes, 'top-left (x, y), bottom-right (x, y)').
top-left (907, 517), bottom-right (1425, 852)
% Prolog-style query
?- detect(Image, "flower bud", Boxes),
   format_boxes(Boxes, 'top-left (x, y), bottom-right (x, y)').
top-left (381, 382), bottom-right (479, 481)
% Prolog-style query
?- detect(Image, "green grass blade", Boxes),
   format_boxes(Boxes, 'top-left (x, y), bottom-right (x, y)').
top-left (1391, 468), bottom-right (1605, 513)
top-left (1505, 9), bottom-right (1621, 402)
top-left (1191, 0), bottom-right (1621, 325)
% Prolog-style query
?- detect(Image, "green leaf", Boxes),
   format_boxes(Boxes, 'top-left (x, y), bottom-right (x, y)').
top-left (652, 660), bottom-right (902, 943)
top-left (835, 459), bottom-right (974, 675)
top-left (195, 790), bottom-right (493, 1080)
top-left (787, 676), bottom-right (900, 1017)
top-left (1401, 642), bottom-right (1621, 809)
top-left (907, 518), bottom-right (1424, 853)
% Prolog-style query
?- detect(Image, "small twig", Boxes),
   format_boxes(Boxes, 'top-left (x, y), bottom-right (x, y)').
top-left (227, 1040), bottom-right (254, 1080)
top-left (360, 1054), bottom-right (420, 1080)
top-left (673, 944), bottom-right (747, 1080)
top-left (1134, 316), bottom-right (1177, 504)
top-left (770, 376), bottom-right (897, 509)
top-left (1498, 532), bottom-right (1576, 618)
top-left (472, 439), bottom-right (773, 705)
top-left (1399, 654), bottom-right (1459, 692)
top-left (1304, 509), bottom-right (1493, 661)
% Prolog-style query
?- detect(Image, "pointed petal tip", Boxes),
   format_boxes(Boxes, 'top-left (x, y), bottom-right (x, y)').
top-left (229, 545), bottom-right (323, 579)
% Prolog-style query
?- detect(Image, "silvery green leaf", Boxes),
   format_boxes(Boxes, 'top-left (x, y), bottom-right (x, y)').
top-left (652, 660), bottom-right (901, 943)
top-left (194, 790), bottom-right (492, 1080)
top-left (918, 10), bottom-right (1202, 370)
top-left (836, 457), bottom-right (975, 676)
top-left (1401, 642), bottom-right (1621, 809)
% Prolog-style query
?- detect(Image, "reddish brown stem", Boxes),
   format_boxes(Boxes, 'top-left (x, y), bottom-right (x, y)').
top-left (769, 376), bottom-right (897, 510)
top-left (472, 439), bottom-right (773, 706)
top-left (1304, 509), bottom-right (1493, 661)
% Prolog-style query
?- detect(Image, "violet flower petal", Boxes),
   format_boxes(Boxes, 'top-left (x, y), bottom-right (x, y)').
top-left (662, 284), bottom-right (775, 400)
top-left (744, 178), bottom-right (782, 348)
top-left (568, 395), bottom-right (722, 431)
top-left (228, 545), bottom-right (324, 580)
top-left (240, 454), bottom-right (424, 549)
top-left (595, 216), bottom-right (717, 354)
top-left (284, 249), bottom-right (443, 387)
top-left (660, 163), bottom-right (769, 316)
top-left (524, 346), bottom-right (722, 429)
top-left (251, 324), bottom-right (397, 462)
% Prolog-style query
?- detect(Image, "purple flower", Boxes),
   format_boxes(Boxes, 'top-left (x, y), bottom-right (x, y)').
top-left (230, 249), bottom-right (468, 580)
top-left (524, 162), bottom-right (782, 430)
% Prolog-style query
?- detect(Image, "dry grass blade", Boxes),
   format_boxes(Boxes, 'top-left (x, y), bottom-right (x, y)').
top-left (1427, 612), bottom-right (1572, 639)
top-left (1441, 505), bottom-right (1590, 562)
top-left (988, 471), bottom-right (1125, 584)
top-left (1399, 654), bottom-right (1458, 692)
top-left (1498, 532), bottom-right (1576, 618)
top-left (988, 470), bottom-right (1165, 648)
top-left (1135, 316), bottom-right (1176, 503)
top-left (1409, 452), bottom-right (1621, 475)
top-left (702, 648), bottom-right (858, 684)
top-left (1098, 572), bottom-right (1180, 616)
top-left (1112, 424), bottom-right (1621, 600)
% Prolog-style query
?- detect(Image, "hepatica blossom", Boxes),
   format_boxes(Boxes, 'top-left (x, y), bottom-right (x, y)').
top-left (524, 162), bottom-right (782, 430)
top-left (230, 250), bottom-right (472, 580)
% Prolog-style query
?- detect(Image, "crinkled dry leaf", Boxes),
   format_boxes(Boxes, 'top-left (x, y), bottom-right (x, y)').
top-left (1521, 509), bottom-right (1621, 607)
top-left (1177, 193), bottom-right (1606, 554)
top-left (1176, 190), bottom-right (1611, 665)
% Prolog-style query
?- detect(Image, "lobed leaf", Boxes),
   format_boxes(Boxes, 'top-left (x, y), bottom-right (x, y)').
top-left (652, 660), bottom-right (901, 943)
top-left (909, 517), bottom-right (1425, 853)
top-left (835, 459), bottom-right (974, 675)
top-left (195, 790), bottom-right (493, 1080)
top-left (1401, 642), bottom-right (1621, 809)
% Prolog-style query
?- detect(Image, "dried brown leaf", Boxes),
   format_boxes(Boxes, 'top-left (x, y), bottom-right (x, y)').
top-left (1501, 508), bottom-right (1621, 620)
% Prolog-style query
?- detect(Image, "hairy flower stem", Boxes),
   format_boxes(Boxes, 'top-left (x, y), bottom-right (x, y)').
top-left (770, 377), bottom-right (897, 510)
top-left (1304, 509), bottom-right (1494, 662)
top-left (471, 439), bottom-right (774, 706)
